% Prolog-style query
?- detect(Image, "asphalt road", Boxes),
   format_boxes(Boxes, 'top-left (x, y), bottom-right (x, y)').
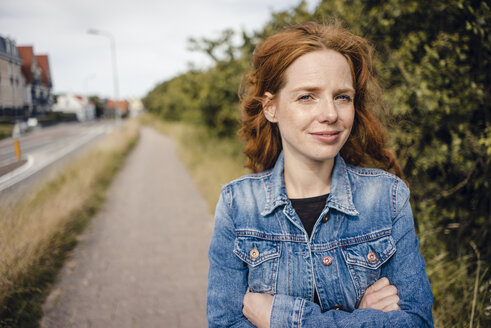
top-left (0, 121), bottom-right (116, 205)
top-left (42, 126), bottom-right (213, 327)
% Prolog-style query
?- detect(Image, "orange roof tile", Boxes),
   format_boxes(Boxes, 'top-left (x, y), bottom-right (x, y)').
top-left (36, 54), bottom-right (51, 87)
top-left (106, 99), bottom-right (128, 112)
top-left (17, 46), bottom-right (34, 83)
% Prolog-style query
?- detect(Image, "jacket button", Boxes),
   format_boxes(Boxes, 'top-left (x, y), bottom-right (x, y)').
top-left (322, 214), bottom-right (329, 223)
top-left (332, 304), bottom-right (342, 310)
top-left (322, 256), bottom-right (332, 266)
top-left (367, 251), bottom-right (377, 262)
top-left (249, 248), bottom-right (259, 259)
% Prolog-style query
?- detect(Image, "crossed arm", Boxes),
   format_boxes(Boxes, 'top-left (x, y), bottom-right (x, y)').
top-left (207, 186), bottom-right (433, 327)
top-left (243, 277), bottom-right (400, 328)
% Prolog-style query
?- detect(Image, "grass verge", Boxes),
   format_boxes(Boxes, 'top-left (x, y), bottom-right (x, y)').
top-left (0, 125), bottom-right (13, 141)
top-left (0, 120), bottom-right (140, 327)
top-left (139, 113), bottom-right (248, 212)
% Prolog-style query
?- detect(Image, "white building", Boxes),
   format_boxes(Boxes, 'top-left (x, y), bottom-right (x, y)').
top-left (52, 93), bottom-right (95, 121)
top-left (0, 36), bottom-right (24, 117)
top-left (128, 98), bottom-right (144, 117)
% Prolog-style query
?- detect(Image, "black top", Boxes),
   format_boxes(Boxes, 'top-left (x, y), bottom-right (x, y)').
top-left (289, 193), bottom-right (329, 238)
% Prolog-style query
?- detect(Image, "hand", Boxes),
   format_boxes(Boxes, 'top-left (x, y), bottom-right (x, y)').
top-left (359, 277), bottom-right (401, 312)
top-left (242, 292), bottom-right (274, 328)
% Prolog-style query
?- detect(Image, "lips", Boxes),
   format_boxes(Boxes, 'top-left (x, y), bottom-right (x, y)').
top-left (310, 130), bottom-right (341, 143)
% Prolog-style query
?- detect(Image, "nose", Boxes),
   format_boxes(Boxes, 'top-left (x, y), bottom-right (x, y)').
top-left (317, 98), bottom-right (338, 124)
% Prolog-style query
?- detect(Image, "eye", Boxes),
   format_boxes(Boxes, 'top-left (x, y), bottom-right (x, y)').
top-left (298, 94), bottom-right (314, 101)
top-left (335, 94), bottom-right (353, 103)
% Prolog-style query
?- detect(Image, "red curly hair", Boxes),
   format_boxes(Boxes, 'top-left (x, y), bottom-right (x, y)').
top-left (238, 22), bottom-right (403, 179)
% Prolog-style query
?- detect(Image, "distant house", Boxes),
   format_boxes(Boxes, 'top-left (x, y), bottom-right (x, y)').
top-left (17, 46), bottom-right (40, 116)
top-left (0, 36), bottom-right (24, 118)
top-left (106, 99), bottom-right (129, 118)
top-left (128, 98), bottom-right (144, 117)
top-left (17, 46), bottom-right (53, 116)
top-left (35, 54), bottom-right (53, 113)
top-left (52, 93), bottom-right (95, 121)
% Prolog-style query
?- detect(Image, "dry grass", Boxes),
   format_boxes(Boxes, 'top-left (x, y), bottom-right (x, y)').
top-left (418, 222), bottom-right (490, 328)
top-left (0, 120), bottom-right (139, 326)
top-left (139, 114), bottom-right (248, 212)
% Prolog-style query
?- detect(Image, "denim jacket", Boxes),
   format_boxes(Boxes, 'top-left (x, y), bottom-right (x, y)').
top-left (207, 152), bottom-right (434, 327)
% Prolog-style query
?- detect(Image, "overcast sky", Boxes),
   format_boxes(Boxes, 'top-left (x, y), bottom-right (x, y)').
top-left (1, 0), bottom-right (320, 99)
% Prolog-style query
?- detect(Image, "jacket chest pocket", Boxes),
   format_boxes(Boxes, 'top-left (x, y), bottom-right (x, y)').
top-left (341, 235), bottom-right (396, 302)
top-left (233, 237), bottom-right (281, 294)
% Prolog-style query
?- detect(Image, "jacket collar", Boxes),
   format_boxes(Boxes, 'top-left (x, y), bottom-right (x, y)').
top-left (261, 152), bottom-right (359, 217)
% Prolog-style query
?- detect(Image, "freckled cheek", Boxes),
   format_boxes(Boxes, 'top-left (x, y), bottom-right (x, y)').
top-left (340, 107), bottom-right (355, 129)
top-left (281, 114), bottom-right (312, 131)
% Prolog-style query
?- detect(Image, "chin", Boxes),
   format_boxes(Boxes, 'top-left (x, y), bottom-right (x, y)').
top-left (311, 147), bottom-right (343, 160)
top-left (309, 153), bottom-right (339, 163)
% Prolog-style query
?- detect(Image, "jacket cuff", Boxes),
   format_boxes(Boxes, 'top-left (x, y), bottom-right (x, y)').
top-left (270, 294), bottom-right (305, 328)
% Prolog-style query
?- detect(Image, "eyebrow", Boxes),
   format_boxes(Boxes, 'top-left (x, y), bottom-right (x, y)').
top-left (335, 87), bottom-right (356, 94)
top-left (290, 86), bottom-right (355, 94)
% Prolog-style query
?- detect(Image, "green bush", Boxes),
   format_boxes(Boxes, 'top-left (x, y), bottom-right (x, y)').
top-left (37, 112), bottom-right (78, 126)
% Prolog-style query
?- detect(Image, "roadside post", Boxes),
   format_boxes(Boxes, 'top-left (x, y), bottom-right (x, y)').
top-left (14, 140), bottom-right (21, 160)
top-left (12, 121), bottom-right (22, 160)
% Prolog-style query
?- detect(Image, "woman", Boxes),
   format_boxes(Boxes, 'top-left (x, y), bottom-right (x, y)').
top-left (207, 22), bottom-right (433, 327)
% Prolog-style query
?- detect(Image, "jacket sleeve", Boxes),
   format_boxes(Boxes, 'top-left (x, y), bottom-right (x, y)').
top-left (207, 187), bottom-right (255, 328)
top-left (270, 179), bottom-right (434, 328)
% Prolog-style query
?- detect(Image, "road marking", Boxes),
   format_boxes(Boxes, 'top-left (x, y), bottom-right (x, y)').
top-left (0, 155), bottom-right (34, 191)
top-left (0, 125), bottom-right (112, 192)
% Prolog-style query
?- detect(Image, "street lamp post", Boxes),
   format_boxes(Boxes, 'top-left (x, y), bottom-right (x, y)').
top-left (87, 28), bottom-right (120, 121)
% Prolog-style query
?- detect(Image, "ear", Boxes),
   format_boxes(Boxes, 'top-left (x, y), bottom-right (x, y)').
top-left (262, 92), bottom-right (278, 123)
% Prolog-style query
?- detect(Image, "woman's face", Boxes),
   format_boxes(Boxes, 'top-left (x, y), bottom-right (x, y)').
top-left (263, 49), bottom-right (355, 167)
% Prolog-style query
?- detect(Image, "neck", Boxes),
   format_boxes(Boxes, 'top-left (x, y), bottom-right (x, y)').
top-left (283, 154), bottom-right (335, 199)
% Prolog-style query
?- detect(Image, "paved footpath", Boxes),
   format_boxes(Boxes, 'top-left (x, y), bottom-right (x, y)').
top-left (42, 127), bottom-right (213, 328)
